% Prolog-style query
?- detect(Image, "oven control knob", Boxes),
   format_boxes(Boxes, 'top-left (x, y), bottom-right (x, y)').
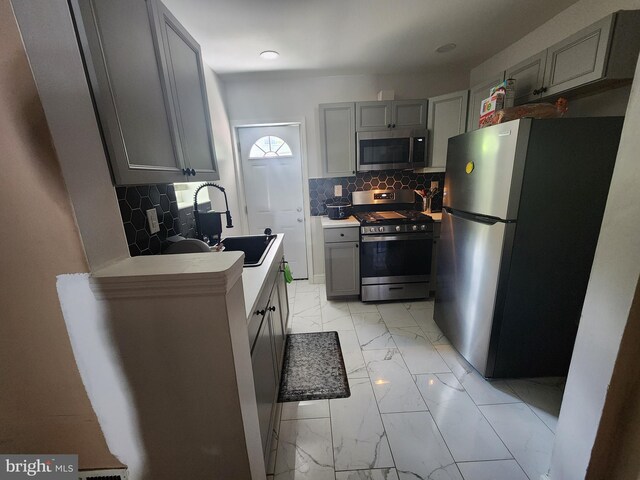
top-left (378, 226), bottom-right (384, 232)
top-left (370, 227), bottom-right (376, 233)
top-left (412, 225), bottom-right (418, 231)
top-left (420, 225), bottom-right (426, 231)
top-left (395, 226), bottom-right (401, 232)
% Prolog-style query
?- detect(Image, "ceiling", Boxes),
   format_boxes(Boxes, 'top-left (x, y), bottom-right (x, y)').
top-left (163, 0), bottom-right (580, 77)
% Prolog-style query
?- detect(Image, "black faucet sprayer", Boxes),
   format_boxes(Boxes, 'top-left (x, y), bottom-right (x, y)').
top-left (193, 182), bottom-right (233, 241)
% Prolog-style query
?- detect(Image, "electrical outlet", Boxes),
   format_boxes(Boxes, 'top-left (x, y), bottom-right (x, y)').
top-left (431, 181), bottom-right (439, 189)
top-left (146, 208), bottom-right (160, 234)
top-left (334, 185), bottom-right (342, 197)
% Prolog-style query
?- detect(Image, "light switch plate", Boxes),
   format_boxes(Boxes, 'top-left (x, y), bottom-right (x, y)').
top-left (431, 181), bottom-right (439, 189)
top-left (146, 208), bottom-right (160, 234)
top-left (334, 185), bottom-right (342, 197)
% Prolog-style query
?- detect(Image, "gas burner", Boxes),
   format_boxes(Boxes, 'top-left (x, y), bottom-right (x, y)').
top-left (353, 210), bottom-right (434, 226)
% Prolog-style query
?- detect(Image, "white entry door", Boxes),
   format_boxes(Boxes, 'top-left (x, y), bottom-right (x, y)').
top-left (238, 124), bottom-right (308, 279)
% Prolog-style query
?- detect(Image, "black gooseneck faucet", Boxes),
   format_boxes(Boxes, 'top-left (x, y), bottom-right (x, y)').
top-left (193, 182), bottom-right (233, 241)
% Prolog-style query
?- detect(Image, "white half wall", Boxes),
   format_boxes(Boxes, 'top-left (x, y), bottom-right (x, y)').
top-left (469, 0), bottom-right (640, 85)
top-left (550, 55), bottom-right (640, 480)
top-left (222, 70), bottom-right (468, 279)
top-left (56, 274), bottom-right (146, 478)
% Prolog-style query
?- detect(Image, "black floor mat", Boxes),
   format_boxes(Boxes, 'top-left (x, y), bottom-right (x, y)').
top-left (278, 331), bottom-right (351, 402)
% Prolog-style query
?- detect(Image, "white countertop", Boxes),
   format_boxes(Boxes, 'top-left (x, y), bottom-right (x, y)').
top-left (320, 215), bottom-right (360, 228)
top-left (424, 212), bottom-right (442, 222)
top-left (91, 235), bottom-right (285, 321)
top-left (240, 233), bottom-right (285, 321)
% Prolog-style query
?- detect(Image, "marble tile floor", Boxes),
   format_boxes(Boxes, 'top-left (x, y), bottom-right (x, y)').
top-left (270, 280), bottom-right (565, 480)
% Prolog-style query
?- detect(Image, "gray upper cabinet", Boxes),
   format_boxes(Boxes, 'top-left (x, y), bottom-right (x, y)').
top-left (71, 0), bottom-right (219, 185)
top-left (319, 103), bottom-right (356, 177)
top-left (151, 1), bottom-right (219, 181)
top-left (72, 0), bottom-right (186, 185)
top-left (392, 100), bottom-right (428, 129)
top-left (427, 90), bottom-right (468, 169)
top-left (467, 72), bottom-right (505, 132)
top-left (505, 11), bottom-right (640, 103)
top-left (542, 11), bottom-right (640, 97)
top-left (356, 101), bottom-right (392, 131)
top-left (356, 100), bottom-right (428, 131)
top-left (506, 51), bottom-right (547, 105)
top-left (543, 15), bottom-right (614, 97)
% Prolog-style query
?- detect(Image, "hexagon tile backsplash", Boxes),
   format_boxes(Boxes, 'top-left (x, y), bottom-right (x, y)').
top-left (308, 170), bottom-right (445, 216)
top-left (115, 184), bottom-right (210, 256)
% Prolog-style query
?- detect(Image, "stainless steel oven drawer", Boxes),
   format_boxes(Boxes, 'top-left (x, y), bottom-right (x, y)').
top-left (361, 282), bottom-right (429, 302)
top-left (324, 227), bottom-right (359, 243)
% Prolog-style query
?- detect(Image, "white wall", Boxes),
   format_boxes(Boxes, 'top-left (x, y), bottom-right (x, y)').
top-left (469, 0), bottom-right (640, 85)
top-left (550, 55), bottom-right (640, 480)
top-left (222, 70), bottom-right (468, 280)
top-left (202, 67), bottom-right (243, 237)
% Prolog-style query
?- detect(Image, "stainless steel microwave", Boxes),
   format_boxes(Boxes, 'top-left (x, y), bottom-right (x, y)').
top-left (356, 129), bottom-right (428, 171)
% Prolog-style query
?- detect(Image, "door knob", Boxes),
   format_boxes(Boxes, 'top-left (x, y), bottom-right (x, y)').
top-left (297, 218), bottom-right (303, 223)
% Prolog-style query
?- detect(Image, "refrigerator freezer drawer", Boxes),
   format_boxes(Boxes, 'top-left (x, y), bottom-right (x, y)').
top-left (434, 208), bottom-right (515, 376)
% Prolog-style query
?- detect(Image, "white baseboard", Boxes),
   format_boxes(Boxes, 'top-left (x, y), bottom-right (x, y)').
top-left (312, 274), bottom-right (325, 284)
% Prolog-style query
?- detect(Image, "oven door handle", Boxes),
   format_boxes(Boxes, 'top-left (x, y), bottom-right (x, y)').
top-left (361, 233), bottom-right (433, 242)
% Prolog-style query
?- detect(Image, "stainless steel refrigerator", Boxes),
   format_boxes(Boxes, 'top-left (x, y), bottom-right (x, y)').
top-left (434, 117), bottom-right (624, 378)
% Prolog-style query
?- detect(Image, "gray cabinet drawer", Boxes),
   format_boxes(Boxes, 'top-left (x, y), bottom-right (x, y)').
top-left (324, 227), bottom-right (359, 243)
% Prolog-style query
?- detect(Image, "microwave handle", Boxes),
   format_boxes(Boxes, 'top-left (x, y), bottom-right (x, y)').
top-left (408, 135), bottom-right (415, 165)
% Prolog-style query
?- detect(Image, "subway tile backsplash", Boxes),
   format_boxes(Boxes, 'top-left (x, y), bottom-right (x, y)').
top-left (308, 170), bottom-right (445, 216)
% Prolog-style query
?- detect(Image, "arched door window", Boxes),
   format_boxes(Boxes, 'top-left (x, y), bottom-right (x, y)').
top-left (249, 135), bottom-right (293, 158)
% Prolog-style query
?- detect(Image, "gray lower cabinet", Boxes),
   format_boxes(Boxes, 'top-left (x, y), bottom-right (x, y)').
top-left (427, 90), bottom-right (468, 169)
top-left (430, 221), bottom-right (441, 295)
top-left (71, 0), bottom-right (218, 185)
top-left (251, 311), bottom-right (277, 457)
top-left (324, 227), bottom-right (360, 299)
top-left (249, 256), bottom-right (289, 462)
top-left (319, 103), bottom-right (356, 177)
top-left (467, 72), bottom-right (505, 132)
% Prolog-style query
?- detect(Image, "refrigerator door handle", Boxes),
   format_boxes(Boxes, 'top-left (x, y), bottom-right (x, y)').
top-left (443, 206), bottom-right (511, 225)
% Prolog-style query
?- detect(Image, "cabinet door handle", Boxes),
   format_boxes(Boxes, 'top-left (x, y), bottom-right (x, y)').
top-left (182, 168), bottom-right (189, 175)
top-left (540, 86), bottom-right (547, 94)
top-left (268, 306), bottom-right (276, 312)
top-left (391, 123), bottom-right (396, 128)
top-left (387, 124), bottom-right (392, 129)
top-left (356, 244), bottom-right (359, 248)
top-left (255, 309), bottom-right (266, 316)
top-left (190, 168), bottom-right (196, 176)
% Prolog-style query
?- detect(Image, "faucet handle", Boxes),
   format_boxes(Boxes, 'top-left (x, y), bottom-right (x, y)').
top-left (264, 228), bottom-right (272, 235)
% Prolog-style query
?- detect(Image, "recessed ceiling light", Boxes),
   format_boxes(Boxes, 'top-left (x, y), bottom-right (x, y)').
top-left (260, 50), bottom-right (280, 60)
top-left (436, 43), bottom-right (457, 54)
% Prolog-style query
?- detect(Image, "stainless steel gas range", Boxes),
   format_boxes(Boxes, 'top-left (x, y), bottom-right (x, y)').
top-left (352, 190), bottom-right (434, 302)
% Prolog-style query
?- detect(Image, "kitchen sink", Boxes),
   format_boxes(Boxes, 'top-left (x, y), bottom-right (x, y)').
top-left (218, 234), bottom-right (277, 267)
